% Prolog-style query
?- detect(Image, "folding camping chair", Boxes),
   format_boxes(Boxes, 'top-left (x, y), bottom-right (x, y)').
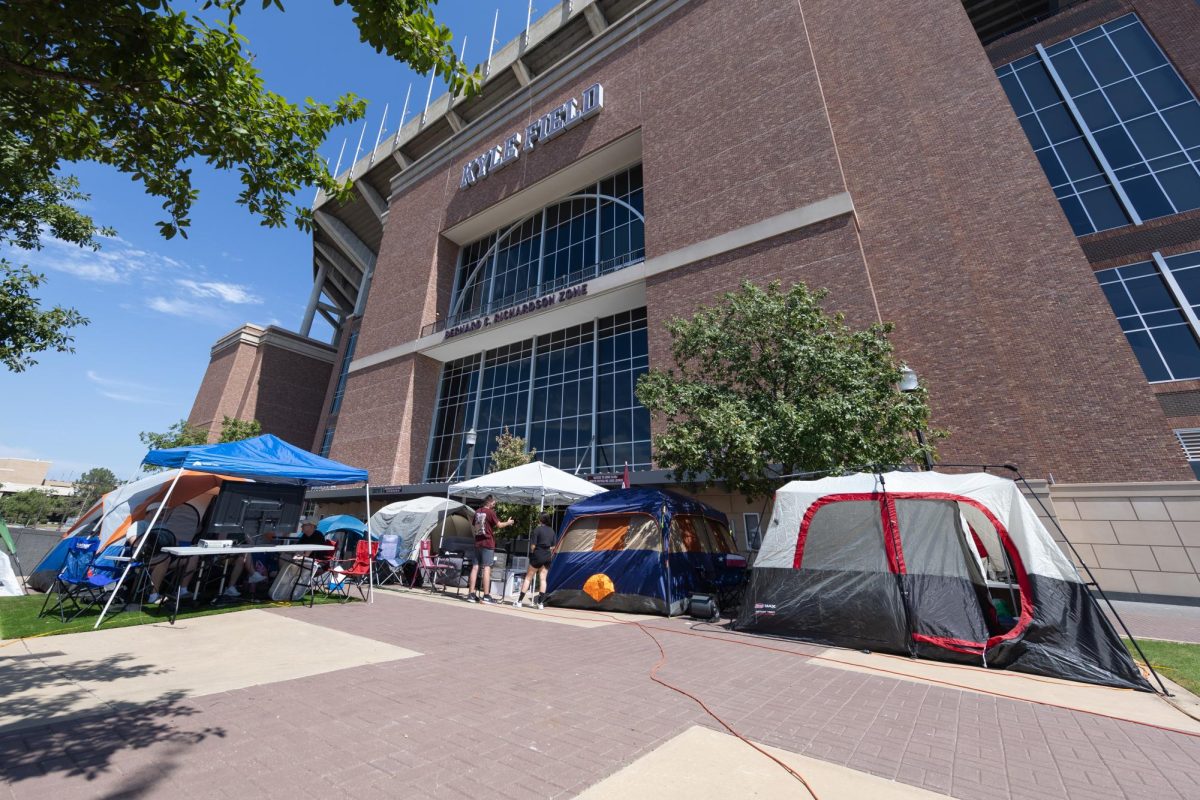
top-left (327, 540), bottom-right (379, 602)
top-left (412, 538), bottom-right (451, 593)
top-left (40, 541), bottom-right (134, 622)
top-left (374, 534), bottom-right (404, 585)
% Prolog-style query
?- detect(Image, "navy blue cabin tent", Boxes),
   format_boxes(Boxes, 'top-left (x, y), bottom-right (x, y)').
top-left (734, 471), bottom-right (1152, 691)
top-left (546, 488), bottom-right (744, 615)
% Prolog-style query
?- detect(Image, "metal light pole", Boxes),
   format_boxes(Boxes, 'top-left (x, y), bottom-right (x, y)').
top-left (899, 365), bottom-right (934, 471)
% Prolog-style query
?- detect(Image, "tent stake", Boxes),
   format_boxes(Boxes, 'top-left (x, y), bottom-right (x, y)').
top-left (95, 468), bottom-right (183, 628)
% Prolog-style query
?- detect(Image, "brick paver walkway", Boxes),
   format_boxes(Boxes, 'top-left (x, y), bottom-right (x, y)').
top-left (3, 593), bottom-right (1200, 799)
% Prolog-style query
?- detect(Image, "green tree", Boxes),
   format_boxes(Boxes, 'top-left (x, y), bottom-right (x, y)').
top-left (488, 428), bottom-right (537, 540)
top-left (0, 0), bottom-right (479, 371)
top-left (218, 415), bottom-right (261, 442)
top-left (139, 416), bottom-right (263, 469)
top-left (635, 281), bottom-right (939, 500)
top-left (0, 489), bottom-right (59, 526)
top-left (139, 419), bottom-right (210, 456)
top-left (72, 467), bottom-right (120, 512)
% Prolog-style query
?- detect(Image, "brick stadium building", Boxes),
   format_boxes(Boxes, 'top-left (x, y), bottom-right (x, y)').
top-left (187, 0), bottom-right (1200, 598)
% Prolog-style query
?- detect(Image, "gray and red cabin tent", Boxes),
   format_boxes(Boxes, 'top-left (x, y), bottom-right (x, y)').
top-left (734, 471), bottom-right (1151, 690)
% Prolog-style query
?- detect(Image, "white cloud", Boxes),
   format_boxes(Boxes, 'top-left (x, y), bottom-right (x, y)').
top-left (86, 370), bottom-right (174, 405)
top-left (177, 279), bottom-right (261, 305)
top-left (16, 235), bottom-right (184, 285)
top-left (148, 296), bottom-right (211, 317)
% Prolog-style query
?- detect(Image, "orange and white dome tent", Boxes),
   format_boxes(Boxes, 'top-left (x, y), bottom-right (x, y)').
top-left (66, 469), bottom-right (241, 549)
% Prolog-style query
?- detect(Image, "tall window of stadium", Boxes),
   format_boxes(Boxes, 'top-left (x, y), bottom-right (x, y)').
top-left (424, 309), bottom-right (652, 482)
top-left (995, 14), bottom-right (1200, 236)
top-left (446, 165), bottom-right (644, 329)
top-left (1095, 248), bottom-right (1200, 383)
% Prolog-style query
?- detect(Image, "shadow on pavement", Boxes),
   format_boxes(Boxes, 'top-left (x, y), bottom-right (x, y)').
top-left (0, 649), bottom-right (226, 793)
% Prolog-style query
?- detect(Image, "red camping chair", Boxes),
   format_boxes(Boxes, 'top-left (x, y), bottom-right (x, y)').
top-left (412, 538), bottom-right (451, 593)
top-left (327, 540), bottom-right (379, 603)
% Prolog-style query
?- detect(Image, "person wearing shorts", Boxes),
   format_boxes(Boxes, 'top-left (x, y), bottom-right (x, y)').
top-left (515, 512), bottom-right (555, 609)
top-left (467, 494), bottom-right (512, 604)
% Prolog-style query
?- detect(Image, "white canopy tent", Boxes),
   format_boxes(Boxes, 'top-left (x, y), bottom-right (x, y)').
top-left (369, 496), bottom-right (472, 562)
top-left (449, 461), bottom-right (607, 508)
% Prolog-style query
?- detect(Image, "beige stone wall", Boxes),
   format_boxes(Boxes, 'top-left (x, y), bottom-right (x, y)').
top-left (1049, 482), bottom-right (1200, 599)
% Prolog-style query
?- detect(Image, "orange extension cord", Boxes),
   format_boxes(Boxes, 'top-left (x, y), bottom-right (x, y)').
top-left (622, 614), bottom-right (821, 797)
top-left (516, 603), bottom-right (1200, 741)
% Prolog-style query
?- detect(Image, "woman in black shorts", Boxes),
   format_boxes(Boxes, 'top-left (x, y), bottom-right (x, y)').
top-left (515, 512), bottom-right (555, 609)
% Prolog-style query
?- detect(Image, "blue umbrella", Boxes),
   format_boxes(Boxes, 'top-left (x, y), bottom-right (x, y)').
top-left (317, 514), bottom-right (366, 534)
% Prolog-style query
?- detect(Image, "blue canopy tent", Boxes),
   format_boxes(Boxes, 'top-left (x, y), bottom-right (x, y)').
top-left (546, 488), bottom-right (744, 616)
top-left (316, 515), bottom-right (367, 535)
top-left (95, 434), bottom-right (369, 626)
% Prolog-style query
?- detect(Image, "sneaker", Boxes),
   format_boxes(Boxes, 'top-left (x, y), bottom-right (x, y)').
top-left (148, 592), bottom-right (160, 604)
top-left (466, 593), bottom-right (479, 603)
top-left (481, 595), bottom-right (497, 605)
top-left (537, 601), bottom-right (544, 610)
top-left (513, 599), bottom-right (524, 608)
top-left (247, 571), bottom-right (267, 584)
top-left (177, 587), bottom-right (192, 599)
top-left (223, 586), bottom-right (241, 598)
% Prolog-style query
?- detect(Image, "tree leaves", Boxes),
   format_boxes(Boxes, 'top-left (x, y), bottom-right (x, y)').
top-left (0, 1), bottom-right (477, 371)
top-left (635, 281), bottom-right (940, 500)
top-left (0, 262), bottom-right (89, 372)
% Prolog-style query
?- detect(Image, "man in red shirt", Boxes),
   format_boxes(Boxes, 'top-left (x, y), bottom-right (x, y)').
top-left (467, 494), bottom-right (513, 604)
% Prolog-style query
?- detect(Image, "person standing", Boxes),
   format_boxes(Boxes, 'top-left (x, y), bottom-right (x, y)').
top-left (467, 494), bottom-right (512, 604)
top-left (515, 512), bottom-right (555, 609)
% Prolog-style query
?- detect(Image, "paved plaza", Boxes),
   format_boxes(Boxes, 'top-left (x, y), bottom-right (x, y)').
top-left (3, 590), bottom-right (1200, 799)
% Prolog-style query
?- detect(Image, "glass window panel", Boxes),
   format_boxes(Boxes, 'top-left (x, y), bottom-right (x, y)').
top-left (1093, 126), bottom-right (1142, 168)
top-left (1114, 161), bottom-right (1151, 180)
top-left (1056, 138), bottom-right (1102, 180)
top-left (1078, 186), bottom-right (1130, 231)
top-left (1057, 195), bottom-right (1093, 235)
top-left (1139, 66), bottom-right (1191, 110)
top-left (1108, 21), bottom-right (1167, 73)
top-left (1154, 325), bottom-right (1200, 379)
top-left (1079, 37), bottom-right (1130, 85)
top-left (1127, 114), bottom-right (1181, 160)
top-left (1118, 315), bottom-right (1145, 332)
top-left (1163, 104), bottom-right (1200, 149)
top-left (1104, 77), bottom-right (1155, 119)
top-left (999, 72), bottom-right (1032, 116)
top-left (1124, 175), bottom-right (1176, 219)
top-left (1074, 90), bottom-right (1119, 130)
top-left (1143, 308), bottom-right (1186, 327)
top-left (1120, 261), bottom-right (1157, 278)
top-left (1157, 165), bottom-right (1200, 213)
top-left (1049, 48), bottom-right (1097, 95)
top-left (1100, 280), bottom-right (1137, 318)
top-left (1015, 61), bottom-right (1061, 109)
top-left (1126, 330), bottom-right (1171, 382)
top-left (1124, 272), bottom-right (1176, 311)
top-left (1037, 105), bottom-right (1081, 144)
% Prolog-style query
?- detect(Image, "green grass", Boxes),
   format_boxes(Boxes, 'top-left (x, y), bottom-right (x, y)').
top-left (0, 592), bottom-right (348, 640)
top-left (1125, 637), bottom-right (1200, 695)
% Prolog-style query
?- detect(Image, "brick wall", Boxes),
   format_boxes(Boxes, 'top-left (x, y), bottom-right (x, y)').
top-left (337, 0), bottom-right (1194, 487)
top-left (187, 326), bottom-right (334, 449)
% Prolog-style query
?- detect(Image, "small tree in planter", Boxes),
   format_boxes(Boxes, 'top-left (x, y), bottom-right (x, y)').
top-left (488, 428), bottom-right (538, 540)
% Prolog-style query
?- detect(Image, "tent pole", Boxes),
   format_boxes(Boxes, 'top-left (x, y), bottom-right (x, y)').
top-left (95, 468), bottom-right (183, 628)
top-left (366, 483), bottom-right (374, 604)
top-left (1013, 471), bottom-right (1171, 695)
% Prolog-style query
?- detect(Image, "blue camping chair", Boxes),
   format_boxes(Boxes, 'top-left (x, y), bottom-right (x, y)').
top-left (40, 541), bottom-right (139, 623)
top-left (39, 538), bottom-right (98, 621)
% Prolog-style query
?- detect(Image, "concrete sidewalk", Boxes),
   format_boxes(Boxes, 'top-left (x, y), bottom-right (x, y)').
top-left (2, 589), bottom-right (1199, 799)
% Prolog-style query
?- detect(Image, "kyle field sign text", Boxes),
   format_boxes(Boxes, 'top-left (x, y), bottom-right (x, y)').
top-left (459, 83), bottom-right (604, 190)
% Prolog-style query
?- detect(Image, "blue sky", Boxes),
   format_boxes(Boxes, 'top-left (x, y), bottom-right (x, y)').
top-left (0, 0), bottom-right (534, 481)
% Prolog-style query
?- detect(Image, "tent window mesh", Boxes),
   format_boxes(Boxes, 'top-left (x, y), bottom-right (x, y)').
top-left (893, 500), bottom-right (978, 580)
top-left (802, 501), bottom-right (889, 572)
